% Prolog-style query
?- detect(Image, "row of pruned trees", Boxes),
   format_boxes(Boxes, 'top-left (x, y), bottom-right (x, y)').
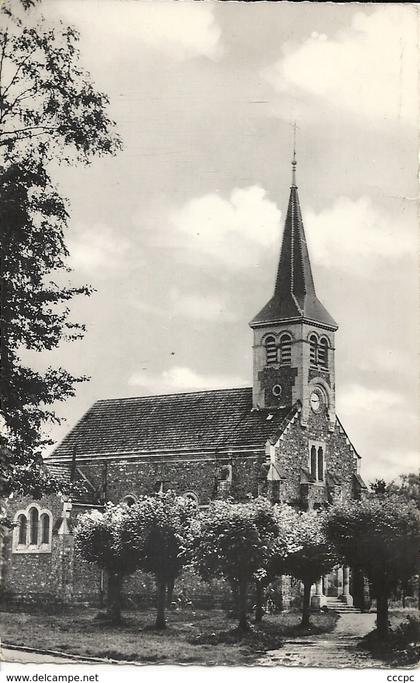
top-left (75, 491), bottom-right (420, 636)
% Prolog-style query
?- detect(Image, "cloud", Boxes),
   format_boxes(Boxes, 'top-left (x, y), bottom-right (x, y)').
top-left (363, 450), bottom-right (419, 482)
top-left (264, 6), bottom-right (417, 125)
top-left (356, 346), bottom-right (412, 376)
top-left (128, 365), bottom-right (247, 393)
top-left (305, 196), bottom-right (414, 275)
top-left (53, 1), bottom-right (222, 62)
top-left (169, 289), bottom-right (236, 323)
top-left (68, 223), bottom-right (131, 271)
top-left (337, 383), bottom-right (404, 415)
top-left (170, 186), bottom-right (282, 269)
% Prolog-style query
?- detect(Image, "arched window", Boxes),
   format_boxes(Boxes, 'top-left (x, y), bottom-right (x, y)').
top-left (219, 464), bottom-right (232, 482)
top-left (183, 492), bottom-right (199, 506)
top-left (265, 335), bottom-right (277, 365)
top-left (310, 446), bottom-right (317, 479)
top-left (318, 338), bottom-right (329, 369)
top-left (29, 507), bottom-right (39, 546)
top-left (279, 333), bottom-right (292, 365)
top-left (309, 334), bottom-right (318, 367)
top-left (317, 447), bottom-right (324, 481)
top-left (40, 513), bottom-right (50, 545)
top-left (123, 495), bottom-right (137, 507)
top-left (17, 514), bottom-right (27, 545)
top-left (13, 506), bottom-right (53, 553)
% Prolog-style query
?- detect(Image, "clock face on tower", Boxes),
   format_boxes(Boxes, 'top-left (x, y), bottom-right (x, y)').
top-left (310, 388), bottom-right (324, 413)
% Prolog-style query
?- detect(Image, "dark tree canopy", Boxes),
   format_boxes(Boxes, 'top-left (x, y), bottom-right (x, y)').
top-left (117, 492), bottom-right (197, 629)
top-left (271, 507), bottom-right (338, 627)
top-left (193, 498), bottom-right (279, 630)
top-left (326, 496), bottom-right (420, 635)
top-left (0, 0), bottom-right (121, 496)
top-left (370, 473), bottom-right (420, 509)
top-left (75, 504), bottom-right (138, 623)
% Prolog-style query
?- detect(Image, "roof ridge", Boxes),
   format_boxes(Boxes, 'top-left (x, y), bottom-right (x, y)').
top-left (94, 386), bottom-right (252, 404)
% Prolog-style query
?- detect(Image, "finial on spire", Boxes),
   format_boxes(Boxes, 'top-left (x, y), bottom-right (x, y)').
top-left (292, 121), bottom-right (297, 187)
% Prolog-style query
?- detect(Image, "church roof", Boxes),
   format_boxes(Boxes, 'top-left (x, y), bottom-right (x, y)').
top-left (250, 172), bottom-right (338, 330)
top-left (46, 463), bottom-right (100, 505)
top-left (48, 388), bottom-right (295, 460)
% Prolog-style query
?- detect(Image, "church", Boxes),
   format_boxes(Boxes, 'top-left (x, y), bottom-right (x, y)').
top-left (0, 155), bottom-right (367, 608)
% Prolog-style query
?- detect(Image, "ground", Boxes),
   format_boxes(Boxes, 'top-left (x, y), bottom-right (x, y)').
top-left (258, 612), bottom-right (380, 667)
top-left (0, 607), bottom-right (417, 667)
top-left (0, 607), bottom-right (337, 665)
top-left (2, 648), bottom-right (79, 664)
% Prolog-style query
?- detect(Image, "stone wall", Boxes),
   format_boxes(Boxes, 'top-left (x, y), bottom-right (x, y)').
top-left (77, 451), bottom-right (265, 506)
top-left (275, 410), bottom-right (358, 506)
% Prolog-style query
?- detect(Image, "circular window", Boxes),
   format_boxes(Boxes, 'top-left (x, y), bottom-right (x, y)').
top-left (183, 492), bottom-right (199, 505)
top-left (123, 495), bottom-right (137, 507)
top-left (272, 384), bottom-right (283, 397)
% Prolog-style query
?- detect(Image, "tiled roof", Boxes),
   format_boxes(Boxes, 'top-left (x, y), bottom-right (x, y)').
top-left (250, 185), bottom-right (338, 330)
top-left (50, 388), bottom-right (295, 460)
top-left (46, 463), bottom-right (98, 504)
top-left (47, 463), bottom-right (72, 483)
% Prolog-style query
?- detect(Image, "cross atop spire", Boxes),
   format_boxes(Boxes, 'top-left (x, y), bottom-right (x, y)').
top-left (250, 154), bottom-right (337, 331)
top-left (292, 122), bottom-right (297, 187)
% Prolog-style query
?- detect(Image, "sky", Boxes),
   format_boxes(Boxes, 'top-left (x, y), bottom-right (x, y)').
top-left (25, 1), bottom-right (419, 483)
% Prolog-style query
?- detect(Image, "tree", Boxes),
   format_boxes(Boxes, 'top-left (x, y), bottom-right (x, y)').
top-left (326, 496), bottom-right (420, 636)
top-left (270, 508), bottom-right (338, 627)
top-left (370, 473), bottom-right (420, 509)
top-left (193, 498), bottom-right (279, 631)
top-left (117, 492), bottom-right (197, 630)
top-left (74, 504), bottom-right (137, 623)
top-left (253, 503), bottom-right (301, 623)
top-left (0, 0), bottom-right (121, 496)
top-left (370, 478), bottom-right (388, 496)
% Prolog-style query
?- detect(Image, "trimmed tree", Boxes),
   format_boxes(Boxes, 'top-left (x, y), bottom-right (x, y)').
top-left (193, 498), bottom-right (279, 631)
top-left (254, 502), bottom-right (301, 623)
top-left (74, 504), bottom-right (136, 623)
top-left (326, 495), bottom-right (420, 636)
top-left (117, 492), bottom-right (197, 630)
top-left (270, 507), bottom-right (338, 627)
top-left (0, 0), bottom-right (121, 496)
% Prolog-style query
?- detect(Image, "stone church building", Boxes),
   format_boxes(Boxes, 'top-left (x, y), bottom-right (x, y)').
top-left (1, 158), bottom-right (367, 608)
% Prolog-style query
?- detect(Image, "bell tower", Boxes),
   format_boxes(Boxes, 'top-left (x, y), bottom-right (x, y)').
top-left (249, 150), bottom-right (338, 427)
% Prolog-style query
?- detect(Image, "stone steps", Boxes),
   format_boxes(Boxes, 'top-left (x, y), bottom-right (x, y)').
top-left (325, 599), bottom-right (360, 613)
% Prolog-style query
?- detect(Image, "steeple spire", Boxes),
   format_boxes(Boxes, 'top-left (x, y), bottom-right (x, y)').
top-left (250, 152), bottom-right (337, 331)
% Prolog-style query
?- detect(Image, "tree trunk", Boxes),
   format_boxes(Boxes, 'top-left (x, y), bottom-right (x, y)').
top-left (376, 592), bottom-right (390, 636)
top-left (107, 571), bottom-right (123, 623)
top-left (301, 581), bottom-right (312, 627)
top-left (238, 579), bottom-right (249, 631)
top-left (156, 579), bottom-right (167, 630)
top-left (255, 581), bottom-right (264, 623)
top-left (166, 577), bottom-right (175, 608)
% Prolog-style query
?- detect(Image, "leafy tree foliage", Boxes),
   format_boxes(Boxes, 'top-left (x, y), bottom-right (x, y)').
top-left (370, 478), bottom-right (388, 496)
top-left (0, 0), bottom-right (121, 494)
top-left (117, 492), bottom-right (197, 629)
top-left (193, 498), bottom-right (279, 631)
top-left (389, 473), bottom-right (420, 508)
top-left (253, 503), bottom-right (301, 622)
top-left (270, 507), bottom-right (338, 627)
top-left (371, 473), bottom-right (420, 509)
top-left (74, 504), bottom-right (137, 623)
top-left (326, 496), bottom-right (420, 636)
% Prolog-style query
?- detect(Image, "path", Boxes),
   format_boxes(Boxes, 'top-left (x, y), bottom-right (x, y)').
top-left (257, 612), bottom-right (387, 668)
top-left (1, 647), bottom-right (79, 664)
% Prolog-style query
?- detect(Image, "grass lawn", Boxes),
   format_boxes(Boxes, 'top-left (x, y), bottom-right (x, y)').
top-left (0, 607), bottom-right (339, 665)
top-left (359, 610), bottom-right (420, 668)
